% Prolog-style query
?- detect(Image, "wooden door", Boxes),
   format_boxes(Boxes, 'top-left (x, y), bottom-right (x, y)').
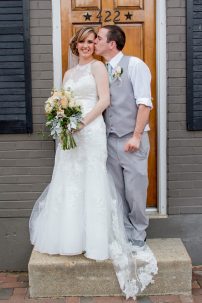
top-left (61, 0), bottom-right (157, 207)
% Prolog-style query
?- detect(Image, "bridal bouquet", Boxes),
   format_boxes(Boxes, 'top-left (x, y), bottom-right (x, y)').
top-left (45, 88), bottom-right (83, 150)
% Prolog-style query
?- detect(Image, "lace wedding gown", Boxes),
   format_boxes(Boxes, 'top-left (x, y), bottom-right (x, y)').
top-left (29, 61), bottom-right (158, 299)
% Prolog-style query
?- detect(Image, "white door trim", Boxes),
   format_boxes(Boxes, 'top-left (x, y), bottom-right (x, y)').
top-left (51, 0), bottom-right (167, 216)
top-left (156, 0), bottom-right (167, 215)
top-left (52, 0), bottom-right (62, 89)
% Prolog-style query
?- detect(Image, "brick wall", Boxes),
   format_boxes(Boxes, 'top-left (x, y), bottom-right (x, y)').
top-left (167, 0), bottom-right (202, 214)
top-left (0, 0), bottom-right (54, 218)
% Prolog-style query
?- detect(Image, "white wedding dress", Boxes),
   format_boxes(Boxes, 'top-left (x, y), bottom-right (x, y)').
top-left (29, 61), bottom-right (158, 299)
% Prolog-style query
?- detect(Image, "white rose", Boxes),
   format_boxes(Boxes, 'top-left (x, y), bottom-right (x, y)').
top-left (45, 102), bottom-right (53, 113)
top-left (64, 90), bottom-right (72, 100)
top-left (116, 66), bottom-right (122, 74)
top-left (57, 109), bottom-right (65, 117)
top-left (69, 97), bottom-right (77, 107)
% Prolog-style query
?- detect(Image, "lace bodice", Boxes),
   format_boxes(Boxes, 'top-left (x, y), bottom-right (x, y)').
top-left (63, 62), bottom-right (98, 115)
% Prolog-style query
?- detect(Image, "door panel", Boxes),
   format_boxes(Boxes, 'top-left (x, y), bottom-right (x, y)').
top-left (61, 0), bottom-right (157, 207)
top-left (72, 0), bottom-right (101, 10)
top-left (122, 25), bottom-right (143, 59)
top-left (114, 0), bottom-right (143, 9)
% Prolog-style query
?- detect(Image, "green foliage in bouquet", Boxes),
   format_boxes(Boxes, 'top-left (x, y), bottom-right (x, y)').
top-left (45, 88), bottom-right (83, 150)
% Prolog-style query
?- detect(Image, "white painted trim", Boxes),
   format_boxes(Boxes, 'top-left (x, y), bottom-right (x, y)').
top-left (51, 0), bottom-right (167, 216)
top-left (52, 0), bottom-right (62, 89)
top-left (146, 208), bottom-right (168, 219)
top-left (156, 0), bottom-right (167, 215)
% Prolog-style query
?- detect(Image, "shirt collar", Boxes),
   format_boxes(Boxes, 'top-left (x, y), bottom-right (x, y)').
top-left (108, 52), bottom-right (124, 69)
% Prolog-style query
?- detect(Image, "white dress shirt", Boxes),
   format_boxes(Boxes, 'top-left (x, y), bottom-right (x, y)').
top-left (108, 52), bottom-right (153, 131)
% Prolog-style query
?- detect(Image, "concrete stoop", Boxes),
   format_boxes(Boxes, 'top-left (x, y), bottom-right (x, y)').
top-left (28, 238), bottom-right (192, 298)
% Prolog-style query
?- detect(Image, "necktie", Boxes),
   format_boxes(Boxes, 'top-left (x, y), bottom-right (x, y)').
top-left (106, 63), bottom-right (113, 82)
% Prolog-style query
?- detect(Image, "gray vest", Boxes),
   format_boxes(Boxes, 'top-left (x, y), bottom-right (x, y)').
top-left (104, 56), bottom-right (138, 137)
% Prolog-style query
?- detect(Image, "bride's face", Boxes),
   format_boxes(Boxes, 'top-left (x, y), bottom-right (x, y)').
top-left (77, 32), bottom-right (95, 59)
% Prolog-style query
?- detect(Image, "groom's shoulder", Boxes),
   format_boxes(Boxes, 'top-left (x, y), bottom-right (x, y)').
top-left (127, 55), bottom-right (143, 63)
top-left (127, 56), bottom-right (150, 70)
top-left (123, 55), bottom-right (144, 66)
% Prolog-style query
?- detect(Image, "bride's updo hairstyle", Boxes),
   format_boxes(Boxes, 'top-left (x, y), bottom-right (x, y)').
top-left (70, 27), bottom-right (97, 57)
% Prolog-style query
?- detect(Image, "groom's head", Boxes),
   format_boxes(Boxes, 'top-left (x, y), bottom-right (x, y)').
top-left (95, 25), bottom-right (126, 60)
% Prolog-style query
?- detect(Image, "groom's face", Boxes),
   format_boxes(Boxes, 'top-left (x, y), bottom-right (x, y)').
top-left (94, 28), bottom-right (111, 57)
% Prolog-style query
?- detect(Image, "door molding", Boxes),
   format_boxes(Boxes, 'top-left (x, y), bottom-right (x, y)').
top-left (156, 0), bottom-right (167, 215)
top-left (52, 0), bottom-right (62, 88)
top-left (51, 0), bottom-right (167, 215)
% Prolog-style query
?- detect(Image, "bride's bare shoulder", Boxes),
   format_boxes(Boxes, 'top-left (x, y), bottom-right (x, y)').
top-left (92, 60), bottom-right (105, 68)
top-left (64, 67), bottom-right (74, 76)
top-left (91, 60), bottom-right (106, 74)
top-left (63, 67), bottom-right (76, 83)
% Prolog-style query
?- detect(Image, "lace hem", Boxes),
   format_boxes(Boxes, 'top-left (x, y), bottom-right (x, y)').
top-left (108, 174), bottom-right (158, 300)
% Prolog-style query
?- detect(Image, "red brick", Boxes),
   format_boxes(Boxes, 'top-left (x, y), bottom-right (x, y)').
top-left (80, 297), bottom-right (93, 303)
top-left (11, 297), bottom-right (26, 303)
top-left (25, 300), bottom-right (41, 303)
top-left (24, 299), bottom-right (66, 303)
top-left (7, 273), bottom-right (18, 279)
top-left (122, 298), bottom-right (137, 303)
top-left (0, 276), bottom-right (8, 283)
top-left (3, 276), bottom-right (18, 283)
top-left (194, 272), bottom-right (202, 279)
top-left (1, 282), bottom-right (28, 289)
top-left (24, 299), bottom-right (42, 303)
top-left (179, 295), bottom-right (194, 303)
top-left (13, 287), bottom-right (27, 296)
top-left (192, 288), bottom-right (202, 295)
top-left (193, 295), bottom-right (202, 303)
top-left (192, 281), bottom-right (200, 289)
top-left (66, 298), bottom-right (80, 303)
top-left (150, 295), bottom-right (181, 303)
top-left (192, 266), bottom-right (202, 271)
top-left (93, 297), bottom-right (123, 303)
top-left (0, 273), bottom-right (7, 278)
top-left (10, 298), bottom-right (26, 303)
top-left (0, 288), bottom-right (13, 300)
top-left (17, 273), bottom-right (29, 282)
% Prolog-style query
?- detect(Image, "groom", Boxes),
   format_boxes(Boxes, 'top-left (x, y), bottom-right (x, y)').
top-left (95, 25), bottom-right (152, 250)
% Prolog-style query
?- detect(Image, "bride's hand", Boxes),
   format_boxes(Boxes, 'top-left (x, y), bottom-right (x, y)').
top-left (78, 122), bottom-right (85, 131)
top-left (72, 122), bottom-right (85, 133)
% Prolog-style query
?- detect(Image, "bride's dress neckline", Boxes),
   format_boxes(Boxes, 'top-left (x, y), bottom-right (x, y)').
top-left (77, 59), bottom-right (96, 67)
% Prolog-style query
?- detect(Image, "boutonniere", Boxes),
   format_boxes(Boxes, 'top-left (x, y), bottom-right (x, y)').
top-left (112, 66), bottom-right (123, 81)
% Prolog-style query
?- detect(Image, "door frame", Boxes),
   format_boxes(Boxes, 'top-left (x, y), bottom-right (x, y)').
top-left (51, 0), bottom-right (167, 216)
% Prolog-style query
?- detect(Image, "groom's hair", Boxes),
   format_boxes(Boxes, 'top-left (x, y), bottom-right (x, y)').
top-left (102, 25), bottom-right (126, 51)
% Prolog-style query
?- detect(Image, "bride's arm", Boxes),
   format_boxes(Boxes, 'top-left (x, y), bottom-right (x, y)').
top-left (81, 61), bottom-right (110, 126)
top-left (62, 70), bottom-right (70, 87)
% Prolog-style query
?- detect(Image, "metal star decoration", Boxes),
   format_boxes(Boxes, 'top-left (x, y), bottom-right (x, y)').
top-left (125, 12), bottom-right (133, 20)
top-left (83, 12), bottom-right (92, 21)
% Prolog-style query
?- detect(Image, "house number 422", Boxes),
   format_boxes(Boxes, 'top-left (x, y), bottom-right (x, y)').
top-left (96, 10), bottom-right (121, 22)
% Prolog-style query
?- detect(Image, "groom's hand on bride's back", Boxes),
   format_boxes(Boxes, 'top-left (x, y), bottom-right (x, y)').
top-left (124, 134), bottom-right (141, 153)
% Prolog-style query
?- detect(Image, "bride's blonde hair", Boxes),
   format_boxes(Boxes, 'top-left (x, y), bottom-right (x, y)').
top-left (70, 27), bottom-right (97, 57)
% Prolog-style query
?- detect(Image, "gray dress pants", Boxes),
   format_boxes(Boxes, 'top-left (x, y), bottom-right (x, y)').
top-left (107, 132), bottom-right (150, 242)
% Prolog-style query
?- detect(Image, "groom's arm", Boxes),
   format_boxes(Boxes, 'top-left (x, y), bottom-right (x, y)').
top-left (124, 104), bottom-right (150, 152)
top-left (124, 58), bottom-right (152, 153)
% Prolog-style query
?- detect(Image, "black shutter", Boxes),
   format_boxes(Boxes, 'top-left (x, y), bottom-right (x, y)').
top-left (0, 0), bottom-right (32, 134)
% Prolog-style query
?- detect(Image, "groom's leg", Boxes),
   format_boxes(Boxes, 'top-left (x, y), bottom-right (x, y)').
top-left (107, 135), bottom-right (132, 229)
top-left (118, 132), bottom-right (150, 242)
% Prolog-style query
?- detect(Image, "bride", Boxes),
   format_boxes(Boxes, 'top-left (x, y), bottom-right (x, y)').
top-left (29, 27), bottom-right (157, 300)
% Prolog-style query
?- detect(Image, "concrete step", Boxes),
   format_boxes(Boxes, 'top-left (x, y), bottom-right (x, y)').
top-left (28, 238), bottom-right (192, 298)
